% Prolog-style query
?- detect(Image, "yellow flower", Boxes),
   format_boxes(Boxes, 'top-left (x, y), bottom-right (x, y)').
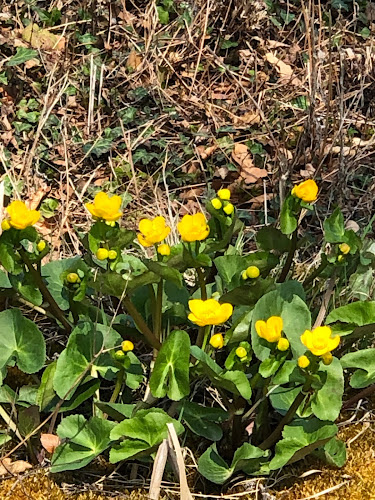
top-left (114, 350), bottom-right (126, 361)
top-left (291, 179), bottom-right (318, 203)
top-left (255, 316), bottom-right (283, 343)
top-left (223, 203), bottom-right (234, 215)
top-left (236, 346), bottom-right (247, 358)
top-left (6, 201), bottom-right (40, 230)
top-left (218, 188), bottom-right (231, 200)
top-left (137, 216), bottom-right (170, 247)
top-left (1, 220), bottom-right (11, 231)
top-left (122, 340), bottom-right (134, 352)
top-left (242, 270), bottom-right (248, 280)
top-left (96, 248), bottom-right (109, 260)
top-left (67, 273), bottom-right (80, 284)
top-left (339, 243), bottom-right (350, 255)
top-left (108, 250), bottom-right (118, 260)
top-left (85, 192), bottom-right (122, 222)
top-left (211, 198), bottom-right (222, 210)
top-left (37, 240), bottom-right (46, 252)
top-left (300, 326), bottom-right (340, 356)
top-left (157, 243), bottom-right (171, 256)
top-left (321, 352), bottom-right (333, 365)
top-left (210, 333), bottom-right (224, 349)
top-left (178, 213), bottom-right (210, 242)
top-left (298, 355), bottom-right (310, 369)
top-left (277, 338), bottom-right (290, 351)
top-left (246, 266), bottom-right (260, 279)
top-left (188, 299), bottom-right (233, 327)
top-left (337, 255), bottom-right (345, 263)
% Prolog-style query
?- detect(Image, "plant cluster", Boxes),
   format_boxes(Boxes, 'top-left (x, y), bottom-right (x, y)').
top-left (0, 180), bottom-right (375, 485)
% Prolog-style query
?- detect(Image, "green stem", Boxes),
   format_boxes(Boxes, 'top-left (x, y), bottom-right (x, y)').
top-left (123, 296), bottom-right (162, 350)
top-left (155, 279), bottom-right (163, 341)
top-left (19, 249), bottom-right (72, 332)
top-left (259, 380), bottom-right (311, 450)
top-left (303, 260), bottom-right (328, 286)
top-left (148, 284), bottom-right (157, 334)
top-left (277, 230), bottom-right (297, 283)
top-left (109, 368), bottom-right (124, 404)
top-left (197, 325), bottom-right (211, 349)
top-left (196, 268), bottom-right (207, 300)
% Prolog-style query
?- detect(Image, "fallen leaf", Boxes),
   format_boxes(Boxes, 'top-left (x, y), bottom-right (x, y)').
top-left (265, 52), bottom-right (302, 86)
top-left (233, 111), bottom-right (261, 125)
top-left (232, 143), bottom-right (268, 184)
top-left (22, 24), bottom-right (65, 51)
top-left (179, 188), bottom-right (204, 200)
top-left (249, 193), bottom-right (275, 208)
top-left (196, 144), bottom-right (217, 160)
top-left (127, 50), bottom-right (142, 70)
top-left (214, 166), bottom-right (229, 179)
top-left (0, 458), bottom-right (32, 476)
top-left (300, 164), bottom-right (315, 177)
top-left (40, 433), bottom-right (61, 454)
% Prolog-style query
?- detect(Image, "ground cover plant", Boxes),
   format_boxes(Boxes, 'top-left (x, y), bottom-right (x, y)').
top-left (0, 180), bottom-right (374, 492)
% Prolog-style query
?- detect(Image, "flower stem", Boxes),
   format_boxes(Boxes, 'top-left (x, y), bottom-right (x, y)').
top-left (277, 230), bottom-right (297, 283)
top-left (155, 279), bottom-right (163, 341)
top-left (109, 368), bottom-right (124, 404)
top-left (197, 325), bottom-right (211, 349)
top-left (259, 379), bottom-right (311, 450)
top-left (19, 249), bottom-right (72, 332)
top-left (303, 260), bottom-right (328, 286)
top-left (196, 268), bottom-right (207, 300)
top-left (123, 295), bottom-right (162, 350)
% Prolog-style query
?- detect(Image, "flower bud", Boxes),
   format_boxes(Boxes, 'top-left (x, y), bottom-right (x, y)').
top-left (298, 355), bottom-right (310, 369)
top-left (277, 338), bottom-right (290, 351)
top-left (66, 272), bottom-right (80, 284)
top-left (105, 221), bottom-right (116, 227)
top-left (339, 243), bottom-right (350, 255)
top-left (1, 220), bottom-right (11, 231)
top-left (321, 352), bottom-right (333, 365)
top-left (235, 346), bottom-right (247, 358)
top-left (157, 244), bottom-right (171, 256)
top-left (211, 198), bottom-right (222, 210)
top-left (246, 266), bottom-right (260, 279)
top-left (242, 270), bottom-right (248, 280)
top-left (209, 333), bottom-right (224, 349)
top-left (96, 248), bottom-right (109, 260)
top-left (337, 255), bottom-right (344, 263)
top-left (114, 350), bottom-right (126, 361)
top-left (217, 188), bottom-right (231, 200)
top-left (223, 203), bottom-right (234, 215)
top-left (121, 340), bottom-right (134, 352)
top-left (37, 240), bottom-right (46, 252)
top-left (108, 250), bottom-right (118, 260)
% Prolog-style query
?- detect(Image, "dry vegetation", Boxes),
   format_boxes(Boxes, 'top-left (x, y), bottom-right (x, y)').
top-left (1, 0), bottom-right (375, 497)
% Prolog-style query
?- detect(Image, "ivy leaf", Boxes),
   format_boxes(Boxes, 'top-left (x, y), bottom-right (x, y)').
top-left (7, 47), bottom-right (38, 66)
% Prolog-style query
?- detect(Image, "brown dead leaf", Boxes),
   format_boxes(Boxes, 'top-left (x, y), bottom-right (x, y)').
top-left (249, 193), bottom-right (275, 208)
top-left (233, 111), bottom-right (261, 125)
top-left (265, 52), bottom-right (302, 86)
top-left (300, 164), bottom-right (316, 178)
top-left (0, 458), bottom-right (32, 476)
top-left (22, 24), bottom-right (65, 51)
top-left (27, 182), bottom-right (51, 210)
top-left (127, 50), bottom-right (142, 71)
top-left (179, 188), bottom-right (204, 200)
top-left (232, 144), bottom-right (268, 184)
top-left (196, 144), bottom-right (217, 160)
top-left (40, 433), bottom-right (61, 454)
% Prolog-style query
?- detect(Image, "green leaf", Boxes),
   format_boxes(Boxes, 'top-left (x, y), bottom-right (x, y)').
top-left (198, 443), bottom-right (268, 484)
top-left (225, 310), bottom-right (252, 344)
top-left (0, 309), bottom-right (46, 383)
top-left (18, 405), bottom-right (40, 437)
top-left (95, 402), bottom-right (135, 421)
top-left (7, 47), bottom-right (38, 66)
top-left (324, 207), bottom-right (345, 243)
top-left (314, 438), bottom-right (346, 467)
top-left (327, 302), bottom-right (375, 327)
top-left (280, 195), bottom-right (298, 235)
top-left (220, 279), bottom-right (275, 306)
top-left (124, 351), bottom-right (144, 390)
top-left (259, 357), bottom-right (284, 378)
top-left (149, 330), bottom-right (190, 401)
top-left (179, 402), bottom-right (228, 441)
top-left (9, 272), bottom-right (43, 306)
top-left (51, 415), bottom-right (114, 472)
top-left (110, 408), bottom-right (184, 463)
top-left (191, 346), bottom-right (251, 399)
top-left (53, 321), bottom-right (121, 399)
top-left (269, 419), bottom-right (338, 470)
top-left (90, 270), bottom-right (159, 297)
top-left (256, 227), bottom-right (291, 253)
top-left (341, 349), bottom-right (375, 388)
top-left (157, 6), bottom-right (169, 24)
top-left (36, 361), bottom-right (57, 411)
top-left (251, 284), bottom-right (311, 361)
top-left (0, 270), bottom-right (11, 288)
top-left (144, 261), bottom-right (182, 288)
top-left (311, 358), bottom-right (344, 421)
top-left (42, 257), bottom-right (87, 310)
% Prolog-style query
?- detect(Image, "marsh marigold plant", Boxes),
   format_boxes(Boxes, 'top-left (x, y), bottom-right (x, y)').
top-left (178, 213), bottom-right (209, 242)
top-left (137, 216), bottom-right (171, 247)
top-left (188, 299), bottom-right (233, 326)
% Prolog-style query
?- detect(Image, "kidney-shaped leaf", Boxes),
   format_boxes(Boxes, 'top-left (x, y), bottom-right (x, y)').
top-left (109, 408), bottom-right (184, 463)
top-left (0, 309), bottom-right (45, 383)
top-left (341, 349), bottom-right (375, 388)
top-left (51, 415), bottom-right (114, 472)
top-left (311, 358), bottom-right (344, 421)
top-left (150, 330), bottom-right (190, 401)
